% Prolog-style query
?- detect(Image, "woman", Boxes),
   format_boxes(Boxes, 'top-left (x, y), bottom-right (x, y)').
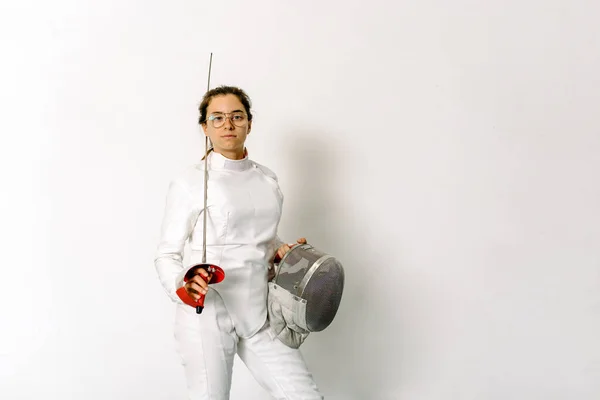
top-left (154, 86), bottom-right (323, 399)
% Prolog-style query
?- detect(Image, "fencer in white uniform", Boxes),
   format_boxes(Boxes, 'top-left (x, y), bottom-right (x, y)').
top-left (154, 86), bottom-right (323, 400)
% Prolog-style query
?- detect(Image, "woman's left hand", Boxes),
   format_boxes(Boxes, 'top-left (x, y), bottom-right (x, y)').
top-left (275, 237), bottom-right (307, 261)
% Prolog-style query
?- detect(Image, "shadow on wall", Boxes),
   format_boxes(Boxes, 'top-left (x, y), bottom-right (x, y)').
top-left (278, 128), bottom-right (403, 399)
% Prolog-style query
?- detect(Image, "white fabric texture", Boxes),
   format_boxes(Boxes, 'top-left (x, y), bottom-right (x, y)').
top-left (175, 290), bottom-right (322, 400)
top-left (155, 151), bottom-right (283, 338)
top-left (267, 282), bottom-right (310, 349)
top-left (154, 151), bottom-right (322, 398)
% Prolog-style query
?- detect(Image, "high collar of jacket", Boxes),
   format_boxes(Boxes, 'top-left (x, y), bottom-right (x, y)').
top-left (203, 150), bottom-right (252, 172)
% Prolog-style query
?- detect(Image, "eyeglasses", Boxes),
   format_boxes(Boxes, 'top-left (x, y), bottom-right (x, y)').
top-left (207, 112), bottom-right (248, 128)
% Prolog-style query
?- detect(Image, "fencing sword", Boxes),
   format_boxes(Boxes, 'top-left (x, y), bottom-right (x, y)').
top-left (180, 52), bottom-right (225, 314)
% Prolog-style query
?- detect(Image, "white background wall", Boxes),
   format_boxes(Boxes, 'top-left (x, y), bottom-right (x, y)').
top-left (1, 0), bottom-right (599, 399)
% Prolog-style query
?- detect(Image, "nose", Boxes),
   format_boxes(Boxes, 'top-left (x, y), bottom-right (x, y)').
top-left (223, 116), bottom-right (234, 130)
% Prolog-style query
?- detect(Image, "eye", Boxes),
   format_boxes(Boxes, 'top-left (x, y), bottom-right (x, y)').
top-left (212, 115), bottom-right (224, 122)
top-left (232, 115), bottom-right (244, 121)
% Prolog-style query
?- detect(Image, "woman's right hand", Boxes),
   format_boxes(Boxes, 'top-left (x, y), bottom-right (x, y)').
top-left (184, 268), bottom-right (212, 301)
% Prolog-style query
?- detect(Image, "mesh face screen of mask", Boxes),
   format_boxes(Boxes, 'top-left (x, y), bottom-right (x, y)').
top-left (303, 259), bottom-right (344, 332)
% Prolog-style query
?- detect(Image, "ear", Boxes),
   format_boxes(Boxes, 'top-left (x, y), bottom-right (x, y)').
top-left (247, 120), bottom-right (252, 135)
top-left (201, 123), bottom-right (208, 135)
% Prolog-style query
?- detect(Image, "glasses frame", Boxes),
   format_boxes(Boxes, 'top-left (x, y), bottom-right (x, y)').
top-left (207, 112), bottom-right (248, 128)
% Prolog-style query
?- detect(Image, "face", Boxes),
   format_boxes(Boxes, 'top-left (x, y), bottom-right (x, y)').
top-left (202, 94), bottom-right (251, 159)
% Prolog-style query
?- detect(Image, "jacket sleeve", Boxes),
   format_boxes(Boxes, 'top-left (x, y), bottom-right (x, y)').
top-left (154, 179), bottom-right (201, 304)
top-left (274, 235), bottom-right (285, 249)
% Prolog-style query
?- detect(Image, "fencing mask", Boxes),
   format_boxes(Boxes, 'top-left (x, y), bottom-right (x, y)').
top-left (267, 243), bottom-right (345, 348)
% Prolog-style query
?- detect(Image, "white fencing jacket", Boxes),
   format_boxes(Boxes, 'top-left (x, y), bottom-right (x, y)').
top-left (154, 151), bottom-right (284, 338)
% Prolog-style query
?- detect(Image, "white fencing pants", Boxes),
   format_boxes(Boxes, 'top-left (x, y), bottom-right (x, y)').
top-left (174, 290), bottom-right (323, 400)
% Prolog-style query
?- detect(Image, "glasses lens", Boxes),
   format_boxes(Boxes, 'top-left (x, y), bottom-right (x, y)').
top-left (230, 112), bottom-right (247, 127)
top-left (210, 115), bottom-right (224, 128)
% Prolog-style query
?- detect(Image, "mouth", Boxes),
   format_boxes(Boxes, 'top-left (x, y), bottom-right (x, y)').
top-left (221, 135), bottom-right (237, 139)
